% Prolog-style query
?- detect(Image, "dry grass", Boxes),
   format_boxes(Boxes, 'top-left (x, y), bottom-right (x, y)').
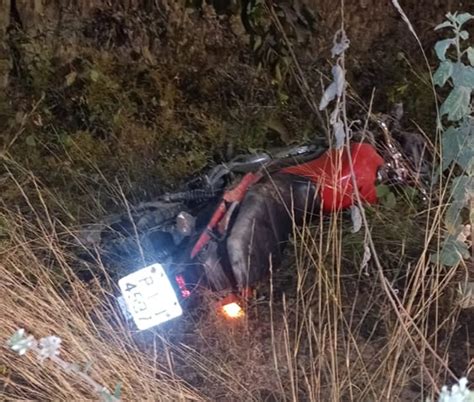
top-left (0, 165), bottom-right (471, 402)
top-left (0, 203), bottom-right (203, 400)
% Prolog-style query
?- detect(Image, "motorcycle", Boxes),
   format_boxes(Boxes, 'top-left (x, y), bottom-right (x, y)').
top-left (78, 143), bottom-right (329, 330)
top-left (78, 119), bottom-right (428, 331)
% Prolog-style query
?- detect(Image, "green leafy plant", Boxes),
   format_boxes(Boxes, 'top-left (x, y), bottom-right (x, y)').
top-left (432, 12), bottom-right (473, 266)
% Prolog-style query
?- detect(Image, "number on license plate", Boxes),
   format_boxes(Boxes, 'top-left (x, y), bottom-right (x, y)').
top-left (118, 263), bottom-right (183, 330)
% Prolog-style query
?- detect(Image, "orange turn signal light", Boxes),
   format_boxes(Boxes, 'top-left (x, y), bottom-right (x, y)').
top-left (221, 302), bottom-right (244, 319)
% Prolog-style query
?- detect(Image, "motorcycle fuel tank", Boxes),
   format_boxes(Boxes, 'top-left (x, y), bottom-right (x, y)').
top-left (281, 143), bottom-right (384, 212)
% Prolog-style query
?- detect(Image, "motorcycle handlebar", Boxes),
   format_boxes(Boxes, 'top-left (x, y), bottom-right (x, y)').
top-left (204, 144), bottom-right (324, 187)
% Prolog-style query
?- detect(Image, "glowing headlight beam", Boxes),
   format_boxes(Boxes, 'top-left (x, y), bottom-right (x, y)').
top-left (221, 302), bottom-right (244, 319)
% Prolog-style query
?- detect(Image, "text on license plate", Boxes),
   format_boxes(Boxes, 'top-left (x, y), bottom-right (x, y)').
top-left (118, 263), bottom-right (182, 330)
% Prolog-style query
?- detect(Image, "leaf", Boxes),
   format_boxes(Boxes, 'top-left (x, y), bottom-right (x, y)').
top-left (361, 242), bottom-right (371, 271)
top-left (445, 200), bottom-right (464, 230)
top-left (333, 118), bottom-right (345, 148)
top-left (26, 135), bottom-right (36, 147)
top-left (274, 63), bottom-right (282, 83)
top-left (253, 35), bottom-right (262, 51)
top-left (454, 12), bottom-right (474, 26)
top-left (451, 62), bottom-right (474, 88)
top-left (467, 47), bottom-right (474, 66)
top-left (331, 30), bottom-right (350, 57)
top-left (376, 184), bottom-right (391, 198)
top-left (332, 64), bottom-right (345, 97)
top-left (459, 30), bottom-right (469, 40)
top-left (441, 127), bottom-right (457, 168)
top-left (319, 65), bottom-right (345, 111)
top-left (90, 70), bottom-right (100, 82)
top-left (113, 383), bottom-right (122, 399)
top-left (8, 329), bottom-right (36, 356)
top-left (8, 329), bottom-right (27, 348)
top-left (37, 336), bottom-right (62, 363)
top-left (434, 234), bottom-right (470, 266)
top-left (435, 38), bottom-right (455, 61)
top-left (375, 181), bottom-right (397, 207)
top-left (433, 60), bottom-right (453, 86)
top-left (444, 175), bottom-right (474, 230)
top-left (446, 12), bottom-right (457, 24)
top-left (383, 192), bottom-right (397, 209)
top-left (59, 134), bottom-right (74, 147)
top-left (440, 86), bottom-right (471, 121)
top-left (442, 122), bottom-right (474, 173)
top-left (265, 116), bottom-right (289, 142)
top-left (329, 103), bottom-right (341, 123)
top-left (350, 205), bottom-right (362, 233)
top-left (278, 92), bottom-right (289, 104)
top-left (99, 390), bottom-right (115, 402)
top-left (65, 71), bottom-right (77, 87)
top-left (319, 82), bottom-right (337, 110)
top-left (451, 175), bottom-right (474, 203)
top-left (434, 20), bottom-right (453, 31)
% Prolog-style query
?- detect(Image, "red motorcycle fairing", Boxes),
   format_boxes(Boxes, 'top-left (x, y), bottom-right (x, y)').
top-left (190, 142), bottom-right (385, 291)
top-left (280, 143), bottom-right (384, 212)
top-left (225, 143), bottom-right (384, 290)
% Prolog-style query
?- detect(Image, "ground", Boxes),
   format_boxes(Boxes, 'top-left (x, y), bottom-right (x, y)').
top-left (0, 1), bottom-right (473, 401)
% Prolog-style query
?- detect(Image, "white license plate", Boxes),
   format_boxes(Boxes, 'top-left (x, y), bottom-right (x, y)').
top-left (118, 263), bottom-right (183, 330)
